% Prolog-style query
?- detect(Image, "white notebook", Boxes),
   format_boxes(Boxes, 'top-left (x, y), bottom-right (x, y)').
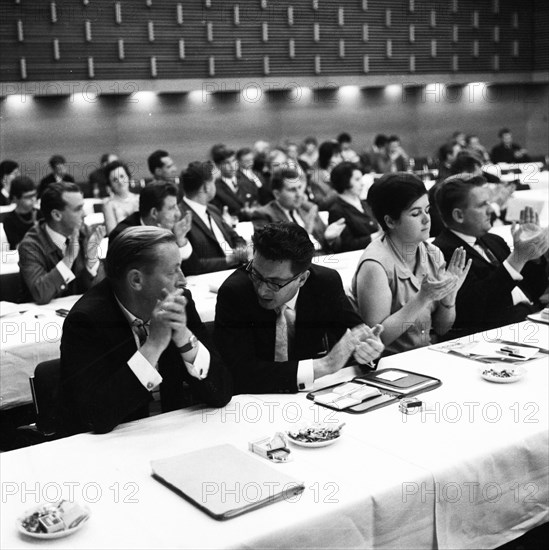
top-left (151, 444), bottom-right (305, 520)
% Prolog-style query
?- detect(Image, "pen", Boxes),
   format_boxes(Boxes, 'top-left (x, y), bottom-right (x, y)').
top-left (497, 348), bottom-right (526, 359)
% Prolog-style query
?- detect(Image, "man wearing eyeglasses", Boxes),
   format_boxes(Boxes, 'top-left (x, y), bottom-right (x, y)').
top-left (214, 222), bottom-right (384, 394)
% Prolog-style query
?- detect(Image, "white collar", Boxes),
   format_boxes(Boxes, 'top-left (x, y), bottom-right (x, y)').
top-left (450, 229), bottom-right (477, 247)
top-left (282, 288), bottom-right (300, 310)
top-left (45, 223), bottom-right (70, 250)
top-left (114, 293), bottom-right (147, 325)
top-left (183, 196), bottom-right (207, 216)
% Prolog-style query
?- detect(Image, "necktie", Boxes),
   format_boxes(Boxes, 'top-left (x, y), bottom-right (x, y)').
top-left (274, 305), bottom-right (295, 362)
top-left (475, 239), bottom-right (500, 265)
top-left (132, 319), bottom-right (148, 346)
top-left (289, 210), bottom-right (299, 225)
top-left (206, 210), bottom-right (215, 233)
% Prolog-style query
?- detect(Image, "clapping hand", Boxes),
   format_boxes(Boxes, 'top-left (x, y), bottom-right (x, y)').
top-left (418, 270), bottom-right (459, 305)
top-left (85, 225), bottom-right (106, 268)
top-left (148, 288), bottom-right (188, 351)
top-left (351, 324), bottom-right (384, 365)
top-left (174, 210), bottom-right (192, 247)
top-left (63, 228), bottom-right (81, 268)
top-left (439, 247), bottom-right (472, 307)
top-left (324, 218), bottom-right (346, 243)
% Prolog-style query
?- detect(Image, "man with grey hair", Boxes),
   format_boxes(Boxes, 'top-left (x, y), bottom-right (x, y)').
top-left (60, 226), bottom-right (232, 435)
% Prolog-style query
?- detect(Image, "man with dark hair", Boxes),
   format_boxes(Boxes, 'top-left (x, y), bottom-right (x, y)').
top-left (215, 222), bottom-right (384, 394)
top-left (147, 149), bottom-right (177, 183)
top-left (18, 181), bottom-right (105, 304)
top-left (88, 153), bottom-right (118, 198)
top-left (490, 128), bottom-right (530, 164)
top-left (337, 132), bottom-right (360, 164)
top-left (109, 183), bottom-right (192, 262)
top-left (251, 168), bottom-right (345, 253)
top-left (434, 176), bottom-right (548, 335)
top-left (0, 160), bottom-right (20, 205)
top-left (179, 161), bottom-right (248, 275)
top-left (60, 226), bottom-right (232, 434)
top-left (2, 176), bottom-right (38, 249)
top-left (372, 135), bottom-right (409, 173)
top-left (210, 145), bottom-right (258, 220)
top-left (38, 155), bottom-right (75, 198)
top-left (236, 147), bottom-right (270, 205)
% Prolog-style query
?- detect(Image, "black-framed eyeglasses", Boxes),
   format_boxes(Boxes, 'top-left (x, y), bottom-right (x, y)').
top-left (245, 260), bottom-right (302, 292)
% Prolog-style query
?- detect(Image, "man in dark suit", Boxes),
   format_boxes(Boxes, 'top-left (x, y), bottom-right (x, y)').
top-left (251, 168), bottom-right (345, 254)
top-left (215, 222), bottom-right (384, 394)
top-left (434, 175), bottom-right (548, 336)
top-left (38, 155), bottom-right (75, 198)
top-left (18, 182), bottom-right (105, 304)
top-left (210, 145), bottom-right (258, 221)
top-left (109, 183), bottom-right (192, 264)
top-left (0, 159), bottom-right (19, 205)
top-left (236, 147), bottom-right (272, 205)
top-left (490, 128), bottom-right (530, 164)
top-left (179, 161), bottom-right (248, 275)
top-left (61, 226), bottom-right (232, 435)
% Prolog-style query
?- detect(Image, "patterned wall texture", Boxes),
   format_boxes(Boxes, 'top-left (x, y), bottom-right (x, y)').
top-left (0, 0), bottom-right (547, 82)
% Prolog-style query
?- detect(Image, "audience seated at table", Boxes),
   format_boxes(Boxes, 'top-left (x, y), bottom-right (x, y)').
top-left (327, 162), bottom-right (380, 252)
top-left (102, 160), bottom-right (139, 235)
top-left (490, 128), bottom-right (531, 164)
top-left (60, 226), bottom-right (232, 435)
top-left (215, 222), bottom-right (384, 394)
top-left (251, 168), bottom-right (345, 253)
top-left (88, 153), bottom-right (118, 198)
top-left (179, 161), bottom-right (249, 275)
top-left (38, 155), bottom-right (75, 198)
top-left (0, 160), bottom-right (20, 206)
top-left (309, 141), bottom-right (341, 210)
top-left (109, 182), bottom-right (192, 260)
top-left (210, 144), bottom-right (258, 221)
top-left (434, 175), bottom-right (548, 336)
top-left (351, 173), bottom-right (471, 355)
top-left (18, 182), bottom-right (105, 304)
top-left (147, 149), bottom-right (178, 185)
top-left (370, 135), bottom-right (410, 174)
top-left (2, 176), bottom-right (38, 250)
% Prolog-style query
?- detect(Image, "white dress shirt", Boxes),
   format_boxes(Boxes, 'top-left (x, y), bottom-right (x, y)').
top-left (45, 224), bottom-right (99, 284)
top-left (115, 295), bottom-right (211, 391)
top-left (183, 197), bottom-right (233, 256)
top-left (450, 229), bottom-right (531, 305)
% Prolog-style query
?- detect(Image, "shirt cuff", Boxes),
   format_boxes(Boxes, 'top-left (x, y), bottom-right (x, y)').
top-left (179, 241), bottom-right (193, 261)
top-left (55, 260), bottom-right (76, 284)
top-left (503, 260), bottom-right (524, 281)
top-left (183, 341), bottom-right (210, 380)
top-left (128, 350), bottom-right (163, 390)
top-left (297, 359), bottom-right (314, 391)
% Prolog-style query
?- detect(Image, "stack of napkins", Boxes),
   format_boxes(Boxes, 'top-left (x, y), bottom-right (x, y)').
top-left (314, 382), bottom-right (381, 409)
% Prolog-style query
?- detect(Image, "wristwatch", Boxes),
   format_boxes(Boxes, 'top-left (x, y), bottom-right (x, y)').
top-left (177, 333), bottom-right (198, 354)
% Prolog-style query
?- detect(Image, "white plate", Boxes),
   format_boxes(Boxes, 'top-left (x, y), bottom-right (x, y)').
top-left (480, 366), bottom-right (525, 384)
top-left (17, 502), bottom-right (90, 539)
top-left (287, 434), bottom-right (341, 448)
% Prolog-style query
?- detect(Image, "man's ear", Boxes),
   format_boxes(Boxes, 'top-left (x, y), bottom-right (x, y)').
top-left (149, 207), bottom-right (159, 224)
top-left (452, 207), bottom-right (464, 224)
top-left (272, 188), bottom-right (281, 201)
top-left (127, 268), bottom-right (143, 291)
top-left (50, 208), bottom-right (63, 222)
top-left (297, 269), bottom-right (310, 288)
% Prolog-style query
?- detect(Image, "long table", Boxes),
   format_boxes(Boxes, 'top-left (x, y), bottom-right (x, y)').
top-left (1, 321), bottom-right (547, 549)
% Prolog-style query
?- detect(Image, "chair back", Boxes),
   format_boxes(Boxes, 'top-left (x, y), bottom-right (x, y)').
top-left (29, 359), bottom-right (61, 436)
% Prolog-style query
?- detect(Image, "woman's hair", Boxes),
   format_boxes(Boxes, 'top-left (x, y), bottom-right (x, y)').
top-left (317, 141), bottom-right (341, 170)
top-left (367, 172), bottom-right (427, 231)
top-left (104, 160), bottom-right (131, 188)
top-left (330, 162), bottom-right (361, 194)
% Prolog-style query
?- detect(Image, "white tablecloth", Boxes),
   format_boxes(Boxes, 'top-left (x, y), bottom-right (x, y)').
top-left (1, 321), bottom-right (547, 549)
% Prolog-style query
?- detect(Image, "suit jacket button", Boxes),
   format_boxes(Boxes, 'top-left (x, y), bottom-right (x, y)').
top-left (60, 284), bottom-right (66, 290)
